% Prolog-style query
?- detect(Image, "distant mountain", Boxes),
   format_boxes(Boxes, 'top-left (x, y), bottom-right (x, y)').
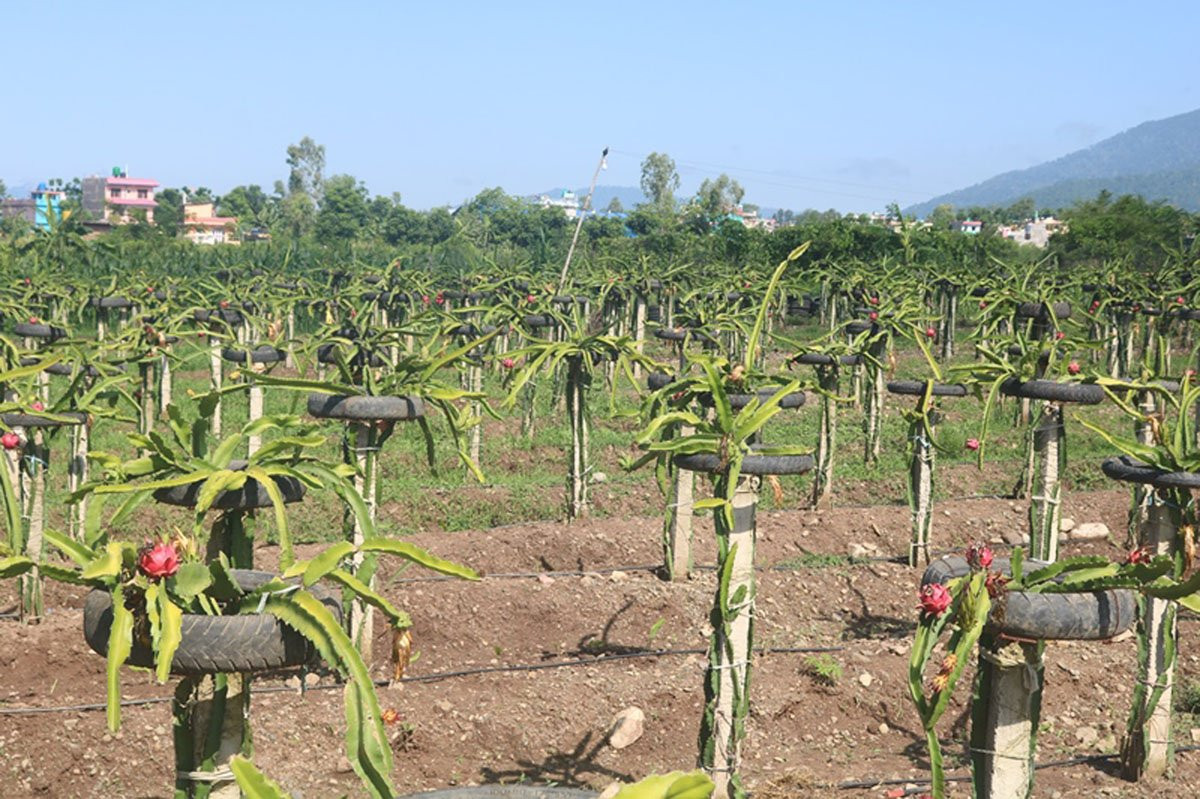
top-left (532, 185), bottom-right (647, 211)
top-left (905, 108), bottom-right (1200, 216)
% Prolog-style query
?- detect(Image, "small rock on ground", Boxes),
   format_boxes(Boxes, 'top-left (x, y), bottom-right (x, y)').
top-left (1070, 522), bottom-right (1109, 541)
top-left (608, 706), bottom-right (645, 749)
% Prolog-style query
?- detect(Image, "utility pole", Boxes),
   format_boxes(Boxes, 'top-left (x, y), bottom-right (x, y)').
top-left (557, 146), bottom-right (608, 294)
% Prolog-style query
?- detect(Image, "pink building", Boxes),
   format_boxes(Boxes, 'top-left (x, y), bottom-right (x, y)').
top-left (81, 171), bottom-right (159, 224)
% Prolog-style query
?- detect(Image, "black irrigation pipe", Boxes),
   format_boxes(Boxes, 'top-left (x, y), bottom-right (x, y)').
top-left (396, 491), bottom-right (1031, 539)
top-left (387, 547), bottom-right (962, 584)
top-left (835, 745), bottom-right (1200, 794)
top-left (0, 644), bottom-right (844, 717)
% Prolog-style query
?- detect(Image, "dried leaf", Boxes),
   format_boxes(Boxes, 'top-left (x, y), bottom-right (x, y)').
top-left (392, 627), bottom-right (413, 682)
top-left (767, 474), bottom-right (783, 505)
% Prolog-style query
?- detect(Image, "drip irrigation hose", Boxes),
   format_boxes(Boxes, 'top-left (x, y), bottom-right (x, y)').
top-left (0, 644), bottom-right (844, 716)
top-left (832, 745), bottom-right (1200, 793)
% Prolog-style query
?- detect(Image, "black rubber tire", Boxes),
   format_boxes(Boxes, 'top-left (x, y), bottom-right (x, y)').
top-left (793, 353), bottom-right (861, 366)
top-left (675, 451), bottom-right (814, 476)
top-left (654, 328), bottom-right (687, 341)
top-left (1179, 309), bottom-right (1200, 322)
top-left (82, 570), bottom-right (341, 675)
top-left (90, 296), bottom-right (133, 309)
top-left (999, 378), bottom-right (1104, 404)
top-left (922, 556), bottom-right (1136, 640)
top-left (1, 411), bottom-right (86, 428)
top-left (307, 393), bottom-right (424, 422)
top-left (215, 308), bottom-right (244, 325)
top-left (19, 357), bottom-right (73, 376)
top-left (316, 343), bottom-right (386, 367)
top-left (153, 461), bottom-right (305, 509)
top-left (845, 321), bottom-right (876, 335)
top-left (398, 789), bottom-right (594, 799)
top-left (1014, 301), bottom-right (1071, 321)
top-left (13, 322), bottom-right (67, 340)
top-left (886, 380), bottom-right (968, 397)
top-left (1101, 455), bottom-right (1200, 489)
top-left (520, 315), bottom-right (558, 329)
top-left (448, 324), bottom-right (498, 337)
top-left (647, 372), bottom-right (675, 391)
top-left (221, 346), bottom-right (285, 365)
top-left (195, 308), bottom-right (245, 326)
top-left (700, 390), bottom-right (806, 410)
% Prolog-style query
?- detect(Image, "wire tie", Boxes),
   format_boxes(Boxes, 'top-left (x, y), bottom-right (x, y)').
top-left (969, 746), bottom-right (1034, 762)
top-left (712, 659), bottom-right (750, 671)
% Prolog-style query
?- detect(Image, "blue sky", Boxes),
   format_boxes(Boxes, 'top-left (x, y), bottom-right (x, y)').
top-left (2, 1), bottom-right (1198, 212)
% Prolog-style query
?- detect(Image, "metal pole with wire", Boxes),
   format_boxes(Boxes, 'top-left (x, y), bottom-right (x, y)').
top-left (557, 146), bottom-right (608, 294)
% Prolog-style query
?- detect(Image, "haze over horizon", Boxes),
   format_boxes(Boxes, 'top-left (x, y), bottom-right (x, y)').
top-left (3, 1), bottom-right (1198, 213)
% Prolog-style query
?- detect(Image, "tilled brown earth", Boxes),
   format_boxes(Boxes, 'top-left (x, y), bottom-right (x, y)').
top-left (1, 488), bottom-right (1197, 798)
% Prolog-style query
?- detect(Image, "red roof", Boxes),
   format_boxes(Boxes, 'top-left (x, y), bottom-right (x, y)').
top-left (107, 177), bottom-right (159, 188)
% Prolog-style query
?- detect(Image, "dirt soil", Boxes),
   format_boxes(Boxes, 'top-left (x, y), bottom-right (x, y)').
top-left (1, 487), bottom-right (1198, 799)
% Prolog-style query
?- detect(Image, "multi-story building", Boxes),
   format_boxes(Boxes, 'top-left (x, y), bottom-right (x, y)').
top-left (0, 182), bottom-right (64, 231)
top-left (81, 169), bottom-right (159, 224)
top-left (182, 202), bottom-right (238, 245)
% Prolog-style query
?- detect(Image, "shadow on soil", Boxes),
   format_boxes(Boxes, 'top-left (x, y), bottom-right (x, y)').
top-left (566, 600), bottom-right (652, 657)
top-left (840, 576), bottom-right (916, 641)
top-left (478, 730), bottom-right (633, 787)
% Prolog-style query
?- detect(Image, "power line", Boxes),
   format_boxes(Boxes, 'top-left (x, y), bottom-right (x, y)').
top-left (609, 148), bottom-right (934, 205)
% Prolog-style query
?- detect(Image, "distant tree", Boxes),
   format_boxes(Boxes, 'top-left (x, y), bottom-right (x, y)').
top-left (314, 174), bottom-right (369, 242)
top-left (0, 179), bottom-right (7, 200)
top-left (639, 152), bottom-right (680, 210)
top-left (927, 203), bottom-right (956, 230)
top-left (604, 196), bottom-right (624, 213)
top-left (772, 208), bottom-right (796, 225)
top-left (1004, 196), bottom-right (1036, 223)
top-left (185, 186), bottom-right (215, 205)
top-left (45, 177), bottom-right (82, 203)
top-left (218, 184), bottom-right (277, 230)
top-left (695, 174), bottom-right (744, 216)
top-left (1048, 191), bottom-right (1194, 267)
top-left (425, 207), bottom-right (456, 243)
top-left (286, 136), bottom-right (326, 203)
top-left (278, 192), bottom-right (315, 239)
top-left (364, 193), bottom-right (402, 239)
top-left (583, 215), bottom-right (627, 242)
top-left (155, 188), bottom-right (184, 236)
top-left (382, 205), bottom-right (429, 245)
